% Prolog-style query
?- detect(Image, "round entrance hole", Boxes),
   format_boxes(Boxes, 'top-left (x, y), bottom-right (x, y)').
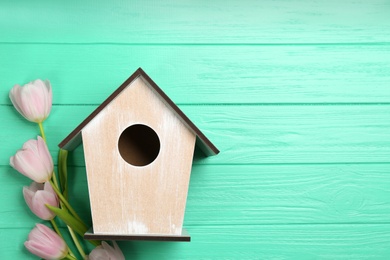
top-left (118, 124), bottom-right (160, 166)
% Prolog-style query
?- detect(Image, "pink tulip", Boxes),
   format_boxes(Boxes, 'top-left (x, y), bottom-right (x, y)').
top-left (9, 79), bottom-right (52, 123)
top-left (10, 136), bottom-right (53, 183)
top-left (25, 223), bottom-right (68, 260)
top-left (23, 182), bottom-right (59, 220)
top-left (88, 241), bottom-right (125, 260)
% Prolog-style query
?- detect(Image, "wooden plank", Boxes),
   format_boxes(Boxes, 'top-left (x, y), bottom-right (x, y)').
top-left (125, 224), bottom-right (390, 259)
top-left (1, 44), bottom-right (390, 105)
top-left (2, 224), bottom-right (390, 259)
top-left (185, 104), bottom-right (390, 164)
top-left (2, 105), bottom-right (390, 166)
top-left (0, 0), bottom-right (389, 44)
top-left (186, 164), bottom-right (390, 225)
top-left (1, 164), bottom-right (389, 228)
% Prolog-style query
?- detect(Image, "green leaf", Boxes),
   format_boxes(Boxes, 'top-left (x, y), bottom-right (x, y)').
top-left (46, 205), bottom-right (88, 237)
top-left (58, 149), bottom-right (69, 200)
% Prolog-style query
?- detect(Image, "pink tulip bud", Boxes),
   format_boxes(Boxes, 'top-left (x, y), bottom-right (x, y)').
top-left (9, 79), bottom-right (52, 123)
top-left (10, 136), bottom-right (53, 183)
top-left (88, 241), bottom-right (125, 260)
top-left (25, 223), bottom-right (68, 260)
top-left (23, 182), bottom-right (59, 220)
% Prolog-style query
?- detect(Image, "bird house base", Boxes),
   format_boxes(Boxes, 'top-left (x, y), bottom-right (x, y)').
top-left (84, 228), bottom-right (191, 242)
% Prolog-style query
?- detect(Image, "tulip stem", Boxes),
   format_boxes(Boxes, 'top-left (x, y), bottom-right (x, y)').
top-left (38, 123), bottom-right (60, 192)
top-left (64, 254), bottom-right (77, 260)
top-left (68, 226), bottom-right (86, 259)
top-left (38, 122), bottom-right (46, 142)
top-left (51, 171), bottom-right (60, 193)
top-left (49, 180), bottom-right (86, 227)
top-left (38, 122), bottom-right (60, 192)
top-left (50, 219), bottom-right (76, 258)
top-left (50, 219), bottom-right (62, 238)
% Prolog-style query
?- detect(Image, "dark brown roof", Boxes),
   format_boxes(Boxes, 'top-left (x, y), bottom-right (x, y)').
top-left (58, 68), bottom-right (219, 156)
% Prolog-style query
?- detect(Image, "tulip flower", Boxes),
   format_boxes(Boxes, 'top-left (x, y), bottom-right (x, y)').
top-left (87, 241), bottom-right (125, 260)
top-left (25, 223), bottom-right (68, 260)
top-left (9, 79), bottom-right (52, 123)
top-left (23, 182), bottom-right (59, 220)
top-left (10, 136), bottom-right (53, 183)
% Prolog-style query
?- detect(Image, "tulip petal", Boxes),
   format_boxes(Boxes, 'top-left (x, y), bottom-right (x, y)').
top-left (32, 191), bottom-right (57, 220)
top-left (44, 80), bottom-right (53, 117)
top-left (89, 241), bottom-right (125, 260)
top-left (22, 186), bottom-right (35, 210)
top-left (9, 79), bottom-right (52, 123)
top-left (9, 155), bottom-right (15, 168)
top-left (28, 81), bottom-right (46, 121)
top-left (23, 182), bottom-right (58, 220)
top-left (89, 247), bottom-right (109, 260)
top-left (13, 150), bottom-right (46, 183)
top-left (25, 224), bottom-right (68, 259)
top-left (37, 136), bottom-right (53, 176)
top-left (10, 137), bottom-right (53, 183)
top-left (112, 241), bottom-right (125, 259)
top-left (22, 139), bottom-right (39, 153)
top-left (9, 85), bottom-right (24, 117)
top-left (25, 240), bottom-right (51, 258)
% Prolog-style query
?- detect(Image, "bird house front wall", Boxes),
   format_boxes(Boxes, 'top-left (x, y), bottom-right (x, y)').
top-left (81, 76), bottom-right (196, 235)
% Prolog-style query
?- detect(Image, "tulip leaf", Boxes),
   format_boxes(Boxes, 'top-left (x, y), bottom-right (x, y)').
top-left (46, 205), bottom-right (88, 237)
top-left (58, 149), bottom-right (68, 200)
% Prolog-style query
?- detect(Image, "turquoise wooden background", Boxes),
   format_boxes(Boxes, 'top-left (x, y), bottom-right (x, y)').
top-left (1, 0), bottom-right (390, 259)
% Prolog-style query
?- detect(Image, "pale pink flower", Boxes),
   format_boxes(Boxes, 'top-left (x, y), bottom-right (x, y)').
top-left (23, 182), bottom-right (59, 220)
top-left (9, 79), bottom-right (52, 123)
top-left (88, 241), bottom-right (125, 260)
top-left (25, 223), bottom-right (68, 260)
top-left (10, 136), bottom-right (53, 183)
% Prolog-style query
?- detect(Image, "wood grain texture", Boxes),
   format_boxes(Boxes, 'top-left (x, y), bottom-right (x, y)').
top-left (59, 68), bottom-right (219, 155)
top-left (0, 0), bottom-right (389, 44)
top-left (2, 225), bottom-right (390, 259)
top-left (1, 0), bottom-right (390, 259)
top-left (82, 77), bottom-right (196, 235)
top-left (1, 165), bottom-right (389, 229)
top-left (3, 105), bottom-right (390, 166)
top-left (1, 44), bottom-right (390, 104)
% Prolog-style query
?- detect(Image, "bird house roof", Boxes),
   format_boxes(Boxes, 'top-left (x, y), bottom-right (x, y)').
top-left (58, 68), bottom-right (219, 156)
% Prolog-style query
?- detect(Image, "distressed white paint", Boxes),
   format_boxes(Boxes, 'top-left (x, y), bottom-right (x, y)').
top-left (82, 76), bottom-right (196, 235)
top-left (128, 220), bottom-right (149, 234)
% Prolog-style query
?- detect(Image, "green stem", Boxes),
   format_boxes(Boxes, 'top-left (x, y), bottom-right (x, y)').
top-left (57, 150), bottom-right (84, 257)
top-left (49, 180), bottom-right (86, 227)
top-left (39, 122), bottom-right (87, 258)
top-left (50, 219), bottom-right (62, 238)
top-left (88, 238), bottom-right (100, 247)
top-left (51, 171), bottom-right (60, 191)
top-left (58, 149), bottom-right (69, 200)
top-left (67, 226), bottom-right (86, 259)
top-left (63, 254), bottom-right (77, 260)
top-left (38, 123), bottom-right (60, 191)
top-left (50, 219), bottom-right (76, 258)
top-left (38, 122), bottom-right (46, 142)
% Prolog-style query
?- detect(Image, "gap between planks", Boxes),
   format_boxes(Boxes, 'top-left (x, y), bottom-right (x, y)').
top-left (1, 42), bottom-right (390, 46)
top-left (5, 103), bottom-right (390, 107)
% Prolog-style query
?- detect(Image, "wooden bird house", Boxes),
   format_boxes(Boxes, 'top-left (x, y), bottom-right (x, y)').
top-left (58, 68), bottom-right (219, 241)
